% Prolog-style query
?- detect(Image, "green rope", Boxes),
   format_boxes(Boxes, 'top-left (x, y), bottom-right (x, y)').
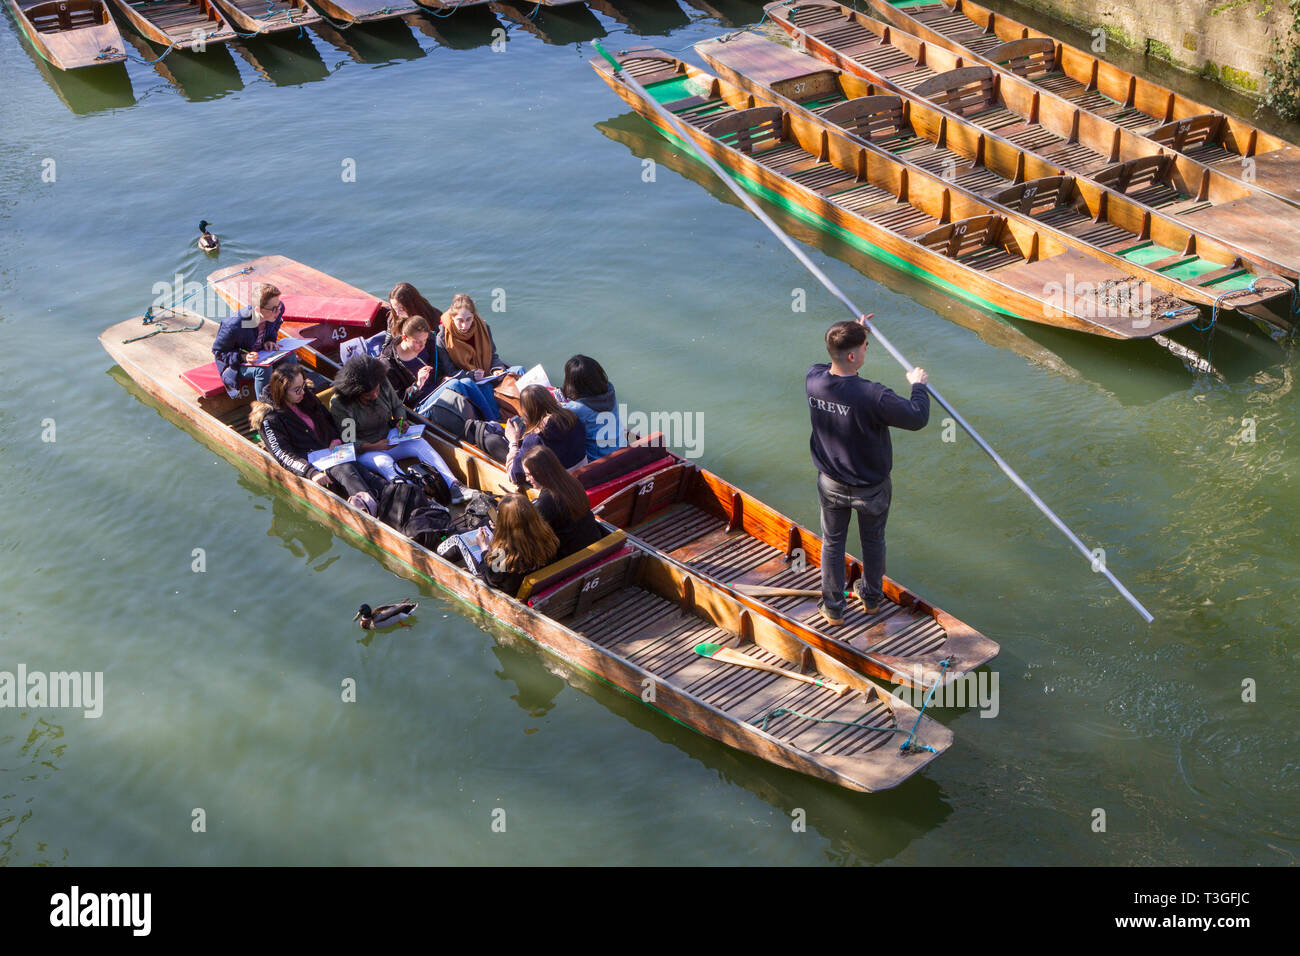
top-left (898, 659), bottom-right (951, 755)
top-left (122, 312), bottom-right (205, 343)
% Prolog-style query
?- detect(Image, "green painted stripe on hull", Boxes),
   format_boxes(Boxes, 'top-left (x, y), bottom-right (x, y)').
top-left (648, 117), bottom-right (1025, 322)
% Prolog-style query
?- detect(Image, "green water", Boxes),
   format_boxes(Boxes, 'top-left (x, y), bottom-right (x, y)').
top-left (1, 2), bottom-right (1297, 866)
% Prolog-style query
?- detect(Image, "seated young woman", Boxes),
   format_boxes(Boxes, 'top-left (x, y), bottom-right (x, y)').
top-left (434, 294), bottom-right (508, 381)
top-left (329, 355), bottom-right (471, 504)
top-left (520, 446), bottom-right (606, 559)
top-left (379, 282), bottom-right (442, 352)
top-left (212, 282), bottom-right (289, 401)
top-left (561, 354), bottom-right (627, 461)
top-left (504, 385), bottom-right (588, 487)
top-left (254, 366), bottom-right (383, 515)
top-left (382, 314), bottom-right (510, 464)
top-left (482, 493), bottom-right (559, 596)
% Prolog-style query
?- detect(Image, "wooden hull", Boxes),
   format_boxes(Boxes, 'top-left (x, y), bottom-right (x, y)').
top-left (306, 0), bottom-right (416, 22)
top-left (108, 0), bottom-right (235, 47)
top-left (695, 33), bottom-right (1295, 324)
top-left (99, 312), bottom-right (952, 792)
top-left (411, 0), bottom-right (494, 11)
top-left (209, 0), bottom-right (319, 33)
top-left (765, 2), bottom-right (1300, 283)
top-left (7, 0), bottom-right (126, 68)
top-left (593, 457), bottom-right (998, 690)
top-left (592, 49), bottom-right (1202, 339)
top-left (859, 0), bottom-right (1300, 209)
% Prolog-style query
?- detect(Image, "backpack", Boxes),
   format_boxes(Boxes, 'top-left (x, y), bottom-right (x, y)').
top-left (379, 477), bottom-right (452, 548)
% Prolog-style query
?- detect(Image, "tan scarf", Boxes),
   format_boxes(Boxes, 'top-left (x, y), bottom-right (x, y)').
top-left (440, 310), bottom-right (494, 372)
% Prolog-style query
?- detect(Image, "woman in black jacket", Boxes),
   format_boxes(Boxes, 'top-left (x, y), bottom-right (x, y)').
top-left (520, 446), bottom-right (605, 559)
top-left (254, 366), bottom-right (382, 515)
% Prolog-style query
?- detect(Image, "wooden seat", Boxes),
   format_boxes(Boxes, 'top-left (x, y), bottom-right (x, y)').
top-left (517, 530), bottom-right (629, 603)
top-left (912, 67), bottom-right (998, 118)
top-left (819, 95), bottom-right (906, 145)
top-left (1093, 154), bottom-right (1176, 196)
top-left (916, 215), bottom-right (1019, 271)
top-left (180, 361), bottom-right (230, 398)
top-left (990, 175), bottom-right (1077, 217)
top-left (1146, 113), bottom-right (1227, 156)
top-left (702, 107), bottom-right (785, 154)
top-left (986, 37), bottom-right (1057, 81)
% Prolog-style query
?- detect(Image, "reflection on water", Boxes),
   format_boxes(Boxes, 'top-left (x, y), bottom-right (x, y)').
top-left (126, 34), bottom-right (244, 101)
top-left (586, 0), bottom-right (691, 35)
top-left (679, 0), bottom-right (767, 28)
top-left (0, 716), bottom-right (69, 866)
top-left (491, 1), bottom-right (607, 45)
top-left (311, 18), bottom-right (426, 63)
top-left (405, 7), bottom-right (504, 49)
top-left (23, 46), bottom-right (135, 115)
top-left (232, 31), bottom-right (330, 85)
top-left (595, 111), bottom-right (1291, 404)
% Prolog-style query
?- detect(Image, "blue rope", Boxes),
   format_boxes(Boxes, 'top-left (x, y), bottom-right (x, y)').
top-left (898, 659), bottom-right (951, 755)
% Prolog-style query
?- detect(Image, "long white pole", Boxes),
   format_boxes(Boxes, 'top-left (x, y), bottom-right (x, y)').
top-left (594, 43), bottom-right (1153, 622)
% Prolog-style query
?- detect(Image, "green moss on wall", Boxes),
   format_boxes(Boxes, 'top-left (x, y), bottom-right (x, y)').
top-left (1145, 38), bottom-right (1174, 62)
top-left (1220, 64), bottom-right (1260, 90)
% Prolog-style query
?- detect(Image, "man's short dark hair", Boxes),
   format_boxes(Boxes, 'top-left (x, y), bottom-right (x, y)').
top-left (825, 321), bottom-right (867, 359)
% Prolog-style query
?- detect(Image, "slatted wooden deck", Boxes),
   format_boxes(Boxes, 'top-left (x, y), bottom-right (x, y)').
top-left (570, 585), bottom-right (901, 757)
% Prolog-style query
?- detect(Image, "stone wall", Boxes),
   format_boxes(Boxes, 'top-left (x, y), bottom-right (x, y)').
top-left (985, 0), bottom-right (1293, 98)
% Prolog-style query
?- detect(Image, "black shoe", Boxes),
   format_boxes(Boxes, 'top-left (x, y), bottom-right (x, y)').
top-left (854, 582), bottom-right (883, 615)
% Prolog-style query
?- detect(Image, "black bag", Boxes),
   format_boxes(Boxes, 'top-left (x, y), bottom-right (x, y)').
top-left (379, 477), bottom-right (452, 548)
top-left (401, 462), bottom-right (451, 506)
top-left (452, 491), bottom-right (498, 534)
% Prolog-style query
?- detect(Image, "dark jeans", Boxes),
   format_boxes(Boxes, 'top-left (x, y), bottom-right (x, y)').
top-left (817, 472), bottom-right (891, 617)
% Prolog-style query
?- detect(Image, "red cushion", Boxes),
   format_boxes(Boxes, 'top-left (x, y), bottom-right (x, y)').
top-left (180, 361), bottom-right (227, 398)
top-left (583, 456), bottom-right (676, 506)
top-left (279, 294), bottom-right (380, 327)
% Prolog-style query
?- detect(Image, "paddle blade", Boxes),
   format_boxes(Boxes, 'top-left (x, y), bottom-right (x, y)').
top-left (694, 642), bottom-right (723, 658)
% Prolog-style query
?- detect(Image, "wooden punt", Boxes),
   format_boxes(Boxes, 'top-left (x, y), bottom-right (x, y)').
top-left (490, 0), bottom-right (605, 46)
top-left (764, 2), bottom-right (1300, 282)
top-left (308, 0), bottom-right (417, 25)
top-left (4, 0), bottom-right (126, 68)
top-left (855, 0), bottom-right (1300, 209)
top-left (209, 0), bottom-right (319, 34)
top-left (98, 312), bottom-right (952, 793)
top-left (697, 33), bottom-right (1296, 327)
top-left (593, 456), bottom-right (998, 690)
top-left (592, 47), bottom-right (1203, 338)
top-left (411, 0), bottom-right (495, 13)
top-left (108, 0), bottom-right (235, 48)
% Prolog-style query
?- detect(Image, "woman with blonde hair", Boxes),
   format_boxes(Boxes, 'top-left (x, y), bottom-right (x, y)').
top-left (504, 385), bottom-right (587, 486)
top-left (482, 494), bottom-right (559, 595)
top-left (432, 293), bottom-right (508, 381)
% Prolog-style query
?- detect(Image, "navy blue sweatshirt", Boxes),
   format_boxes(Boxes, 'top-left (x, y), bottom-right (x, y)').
top-left (807, 364), bottom-right (930, 487)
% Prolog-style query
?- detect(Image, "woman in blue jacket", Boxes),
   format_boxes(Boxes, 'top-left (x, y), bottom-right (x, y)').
top-left (212, 283), bottom-right (287, 400)
top-left (561, 355), bottom-right (625, 460)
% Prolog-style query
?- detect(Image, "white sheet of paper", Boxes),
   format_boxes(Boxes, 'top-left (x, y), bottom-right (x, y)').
top-left (514, 364), bottom-right (550, 390)
top-left (339, 337), bottom-right (366, 364)
top-left (307, 443), bottom-right (357, 469)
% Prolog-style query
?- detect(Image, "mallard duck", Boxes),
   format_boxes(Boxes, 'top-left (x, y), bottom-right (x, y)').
top-left (198, 220), bottom-right (219, 255)
top-left (353, 600), bottom-right (418, 630)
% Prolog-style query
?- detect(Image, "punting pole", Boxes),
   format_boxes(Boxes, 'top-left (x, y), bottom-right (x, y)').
top-left (593, 41), bottom-right (1154, 624)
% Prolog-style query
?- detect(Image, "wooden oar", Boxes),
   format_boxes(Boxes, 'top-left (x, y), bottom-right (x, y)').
top-left (694, 642), bottom-right (850, 696)
top-left (733, 584), bottom-right (823, 599)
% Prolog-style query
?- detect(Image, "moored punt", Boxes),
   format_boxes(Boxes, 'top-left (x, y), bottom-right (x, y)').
top-left (309, 0), bottom-right (418, 24)
top-left (208, 0), bottom-right (319, 34)
top-left (99, 311), bottom-right (952, 792)
top-left (593, 455), bottom-right (999, 690)
top-left (855, 0), bottom-right (1300, 208)
top-left (697, 33), bottom-right (1296, 329)
top-left (591, 47), bottom-right (1202, 339)
top-left (108, 0), bottom-right (235, 49)
top-left (763, 2), bottom-right (1300, 282)
top-left (5, 0), bottom-right (126, 68)
top-left (411, 0), bottom-right (495, 12)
